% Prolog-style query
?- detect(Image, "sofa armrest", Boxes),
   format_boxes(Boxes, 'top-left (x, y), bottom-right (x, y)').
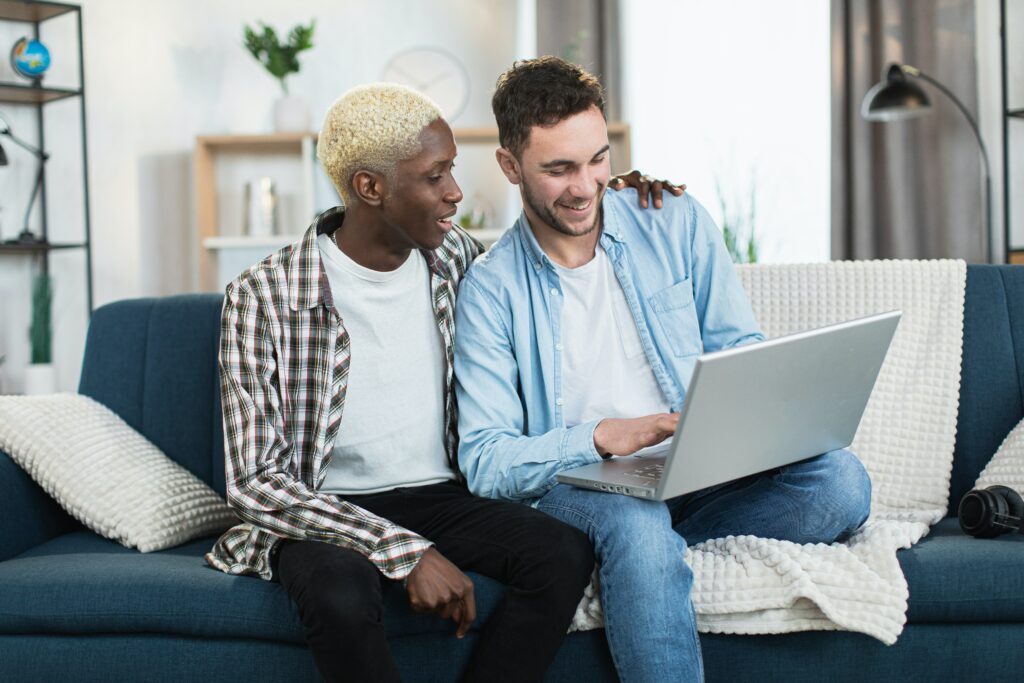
top-left (0, 449), bottom-right (78, 561)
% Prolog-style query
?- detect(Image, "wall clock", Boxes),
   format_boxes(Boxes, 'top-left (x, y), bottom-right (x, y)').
top-left (381, 47), bottom-right (470, 122)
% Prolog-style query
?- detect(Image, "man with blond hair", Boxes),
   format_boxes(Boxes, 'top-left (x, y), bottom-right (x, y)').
top-left (204, 83), bottom-right (598, 683)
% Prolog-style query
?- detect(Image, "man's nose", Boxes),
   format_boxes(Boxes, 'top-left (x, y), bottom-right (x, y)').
top-left (446, 178), bottom-right (464, 205)
top-left (569, 167), bottom-right (601, 198)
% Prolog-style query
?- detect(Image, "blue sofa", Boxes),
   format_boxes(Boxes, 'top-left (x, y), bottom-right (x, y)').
top-left (2, 264), bottom-right (1022, 682)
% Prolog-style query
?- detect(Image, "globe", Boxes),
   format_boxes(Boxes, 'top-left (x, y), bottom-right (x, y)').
top-left (11, 38), bottom-right (50, 79)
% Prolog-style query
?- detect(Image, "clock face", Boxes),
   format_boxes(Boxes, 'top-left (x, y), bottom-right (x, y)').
top-left (381, 47), bottom-right (470, 122)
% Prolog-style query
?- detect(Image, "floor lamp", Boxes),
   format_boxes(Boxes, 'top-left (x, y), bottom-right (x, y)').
top-left (861, 63), bottom-right (993, 263)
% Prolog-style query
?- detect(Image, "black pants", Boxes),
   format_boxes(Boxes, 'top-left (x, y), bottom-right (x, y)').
top-left (274, 481), bottom-right (595, 683)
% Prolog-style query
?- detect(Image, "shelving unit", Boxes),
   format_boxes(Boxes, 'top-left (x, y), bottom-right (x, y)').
top-left (194, 123), bottom-right (631, 290)
top-left (0, 0), bottom-right (92, 311)
top-left (194, 132), bottom-right (315, 291)
top-left (1002, 0), bottom-right (1024, 264)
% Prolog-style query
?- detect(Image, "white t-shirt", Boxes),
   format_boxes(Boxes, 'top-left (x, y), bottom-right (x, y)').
top-left (557, 245), bottom-right (670, 428)
top-left (316, 232), bottom-right (454, 495)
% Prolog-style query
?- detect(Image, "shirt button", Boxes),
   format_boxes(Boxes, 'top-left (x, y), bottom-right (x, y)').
top-left (534, 263), bottom-right (541, 270)
top-left (556, 397), bottom-right (564, 406)
top-left (555, 343), bottom-right (563, 351)
top-left (550, 288), bottom-right (559, 296)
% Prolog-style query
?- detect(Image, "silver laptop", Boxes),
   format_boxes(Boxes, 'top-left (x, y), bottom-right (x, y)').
top-left (556, 310), bottom-right (901, 500)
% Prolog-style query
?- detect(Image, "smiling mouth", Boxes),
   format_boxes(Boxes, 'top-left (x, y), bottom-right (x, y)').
top-left (437, 214), bottom-right (455, 231)
top-left (559, 200), bottom-right (593, 216)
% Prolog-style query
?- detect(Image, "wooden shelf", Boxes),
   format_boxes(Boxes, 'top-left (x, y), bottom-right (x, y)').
top-left (203, 235), bottom-right (301, 250)
top-left (0, 81), bottom-right (80, 104)
top-left (194, 124), bottom-right (631, 289)
top-left (195, 124), bottom-right (631, 155)
top-left (451, 121), bottom-right (630, 141)
top-left (0, 0), bottom-right (76, 23)
top-left (196, 132), bottom-right (314, 153)
top-left (0, 240), bottom-right (86, 254)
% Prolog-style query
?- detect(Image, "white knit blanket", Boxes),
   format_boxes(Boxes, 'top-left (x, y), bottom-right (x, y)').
top-left (570, 259), bottom-right (967, 644)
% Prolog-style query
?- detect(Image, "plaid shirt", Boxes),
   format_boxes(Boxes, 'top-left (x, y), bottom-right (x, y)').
top-left (205, 207), bottom-right (481, 581)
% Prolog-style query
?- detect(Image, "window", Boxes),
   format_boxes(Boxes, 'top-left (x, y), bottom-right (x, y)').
top-left (621, 0), bottom-right (831, 262)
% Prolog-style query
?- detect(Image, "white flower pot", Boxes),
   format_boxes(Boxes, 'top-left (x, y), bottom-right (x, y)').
top-left (273, 95), bottom-right (311, 133)
top-left (24, 363), bottom-right (56, 395)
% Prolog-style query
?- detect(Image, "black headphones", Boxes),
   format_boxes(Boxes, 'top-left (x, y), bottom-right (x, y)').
top-left (958, 485), bottom-right (1024, 538)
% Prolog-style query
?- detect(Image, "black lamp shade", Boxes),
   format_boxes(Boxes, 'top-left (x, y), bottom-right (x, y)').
top-left (861, 64), bottom-right (932, 122)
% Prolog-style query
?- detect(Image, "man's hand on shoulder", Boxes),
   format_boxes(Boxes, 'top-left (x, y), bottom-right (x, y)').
top-left (609, 169), bottom-right (686, 209)
top-left (593, 413), bottom-right (679, 457)
top-left (405, 547), bottom-right (477, 638)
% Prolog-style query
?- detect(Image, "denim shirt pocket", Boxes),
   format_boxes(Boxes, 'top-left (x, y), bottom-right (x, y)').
top-left (649, 279), bottom-right (703, 357)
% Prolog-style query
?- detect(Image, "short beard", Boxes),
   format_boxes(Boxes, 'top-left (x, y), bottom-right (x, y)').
top-left (522, 177), bottom-right (603, 238)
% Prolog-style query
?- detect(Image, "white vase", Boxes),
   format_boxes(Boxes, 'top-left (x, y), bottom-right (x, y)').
top-left (273, 95), bottom-right (311, 133)
top-left (24, 363), bottom-right (56, 395)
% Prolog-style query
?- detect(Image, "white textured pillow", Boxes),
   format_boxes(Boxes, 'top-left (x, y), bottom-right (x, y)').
top-left (975, 417), bottom-right (1024, 491)
top-left (0, 393), bottom-right (237, 552)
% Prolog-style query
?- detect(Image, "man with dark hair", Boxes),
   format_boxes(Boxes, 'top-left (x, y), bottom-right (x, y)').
top-left (455, 57), bottom-right (873, 682)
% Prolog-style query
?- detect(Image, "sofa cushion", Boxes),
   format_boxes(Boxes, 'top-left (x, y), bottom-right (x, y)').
top-left (0, 394), bottom-right (236, 552)
top-left (78, 295), bottom-right (227, 497)
top-left (0, 450), bottom-right (78, 562)
top-left (950, 266), bottom-right (1024, 515)
top-left (974, 416), bottom-right (1024, 494)
top-left (900, 517), bottom-right (1024, 623)
top-left (0, 531), bottom-right (505, 641)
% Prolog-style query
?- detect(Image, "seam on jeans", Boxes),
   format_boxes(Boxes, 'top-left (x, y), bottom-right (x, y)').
top-left (600, 587), bottom-right (629, 682)
top-left (535, 503), bottom-right (599, 535)
top-left (689, 601), bottom-right (704, 680)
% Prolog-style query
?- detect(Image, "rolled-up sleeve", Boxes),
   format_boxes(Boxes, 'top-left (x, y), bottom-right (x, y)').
top-left (454, 276), bottom-right (601, 501)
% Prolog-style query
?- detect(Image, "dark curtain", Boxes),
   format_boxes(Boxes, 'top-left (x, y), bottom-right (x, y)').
top-left (536, 0), bottom-right (622, 122)
top-left (831, 0), bottom-right (987, 261)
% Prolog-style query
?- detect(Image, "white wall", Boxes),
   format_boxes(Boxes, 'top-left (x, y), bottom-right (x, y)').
top-left (621, 0), bottom-right (831, 263)
top-left (0, 0), bottom-right (519, 393)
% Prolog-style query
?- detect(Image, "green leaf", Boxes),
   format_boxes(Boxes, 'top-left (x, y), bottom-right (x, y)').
top-left (715, 173), bottom-right (760, 264)
top-left (242, 20), bottom-right (316, 92)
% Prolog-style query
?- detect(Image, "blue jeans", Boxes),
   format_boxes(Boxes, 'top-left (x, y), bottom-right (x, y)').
top-left (535, 449), bottom-right (872, 683)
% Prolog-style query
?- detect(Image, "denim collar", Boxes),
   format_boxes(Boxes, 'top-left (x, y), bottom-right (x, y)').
top-left (514, 192), bottom-right (627, 270)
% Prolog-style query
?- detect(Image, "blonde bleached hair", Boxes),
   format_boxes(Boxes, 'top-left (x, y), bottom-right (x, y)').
top-left (317, 83), bottom-right (443, 207)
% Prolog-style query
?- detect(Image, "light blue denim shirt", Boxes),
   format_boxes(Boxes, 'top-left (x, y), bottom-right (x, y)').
top-left (454, 190), bottom-right (764, 502)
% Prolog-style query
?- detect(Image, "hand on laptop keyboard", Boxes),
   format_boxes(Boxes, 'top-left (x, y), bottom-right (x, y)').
top-left (593, 413), bottom-right (679, 457)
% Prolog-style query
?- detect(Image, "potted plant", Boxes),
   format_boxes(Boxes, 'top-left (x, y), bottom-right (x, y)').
top-left (24, 272), bottom-right (54, 394)
top-left (243, 20), bottom-right (315, 132)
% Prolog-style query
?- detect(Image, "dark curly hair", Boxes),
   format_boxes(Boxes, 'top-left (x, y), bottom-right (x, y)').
top-left (491, 56), bottom-right (606, 158)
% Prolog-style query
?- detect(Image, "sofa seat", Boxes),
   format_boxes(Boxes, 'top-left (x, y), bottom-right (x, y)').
top-left (7, 516), bottom-right (1023, 644)
top-left (0, 531), bottom-right (506, 641)
top-left (899, 517), bottom-right (1024, 623)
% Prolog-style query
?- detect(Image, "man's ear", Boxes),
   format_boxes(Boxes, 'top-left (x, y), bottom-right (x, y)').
top-left (351, 170), bottom-right (385, 207)
top-left (495, 148), bottom-right (522, 186)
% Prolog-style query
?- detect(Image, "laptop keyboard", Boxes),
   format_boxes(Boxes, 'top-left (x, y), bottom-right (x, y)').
top-left (628, 462), bottom-right (664, 479)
